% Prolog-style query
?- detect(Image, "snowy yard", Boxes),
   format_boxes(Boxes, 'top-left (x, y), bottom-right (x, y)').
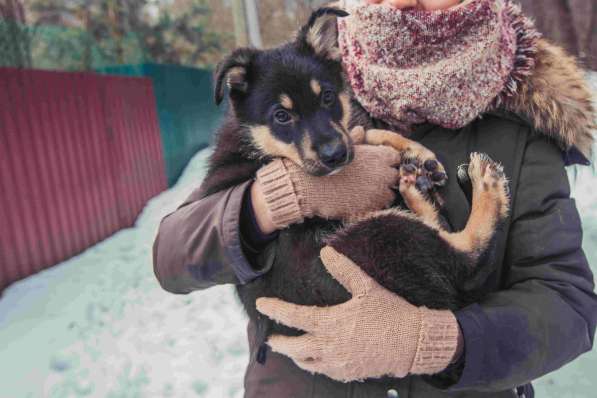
top-left (0, 149), bottom-right (248, 398)
top-left (1, 75), bottom-right (596, 398)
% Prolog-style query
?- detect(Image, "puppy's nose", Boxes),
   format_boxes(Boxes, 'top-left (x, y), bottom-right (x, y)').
top-left (318, 140), bottom-right (348, 169)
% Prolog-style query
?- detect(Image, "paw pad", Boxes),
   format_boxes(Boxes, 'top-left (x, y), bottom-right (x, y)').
top-left (400, 154), bottom-right (447, 194)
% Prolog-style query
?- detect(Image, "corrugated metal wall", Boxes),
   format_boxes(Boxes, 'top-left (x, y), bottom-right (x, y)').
top-left (0, 67), bottom-right (167, 291)
top-left (97, 64), bottom-right (222, 186)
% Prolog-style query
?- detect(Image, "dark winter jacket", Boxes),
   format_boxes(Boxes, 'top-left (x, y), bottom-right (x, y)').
top-left (153, 40), bottom-right (597, 397)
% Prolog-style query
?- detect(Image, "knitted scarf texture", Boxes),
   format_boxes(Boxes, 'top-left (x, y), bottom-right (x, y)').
top-left (338, 0), bottom-right (540, 130)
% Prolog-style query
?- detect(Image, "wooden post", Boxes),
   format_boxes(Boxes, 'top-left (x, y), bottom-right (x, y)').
top-left (245, 0), bottom-right (263, 48)
top-left (231, 0), bottom-right (249, 47)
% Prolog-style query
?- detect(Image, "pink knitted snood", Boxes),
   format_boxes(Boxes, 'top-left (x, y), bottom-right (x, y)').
top-left (338, 0), bottom-right (540, 130)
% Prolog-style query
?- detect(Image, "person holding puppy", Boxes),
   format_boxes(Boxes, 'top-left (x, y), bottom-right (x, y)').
top-left (153, 0), bottom-right (597, 396)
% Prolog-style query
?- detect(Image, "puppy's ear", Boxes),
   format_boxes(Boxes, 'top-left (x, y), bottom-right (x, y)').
top-left (296, 7), bottom-right (349, 60)
top-left (213, 48), bottom-right (257, 105)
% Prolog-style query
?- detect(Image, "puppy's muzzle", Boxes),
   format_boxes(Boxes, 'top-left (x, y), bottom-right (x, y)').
top-left (318, 139), bottom-right (348, 169)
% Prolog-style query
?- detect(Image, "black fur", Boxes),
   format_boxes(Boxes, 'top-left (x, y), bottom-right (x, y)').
top-left (326, 212), bottom-right (495, 310)
top-left (202, 8), bottom-right (498, 367)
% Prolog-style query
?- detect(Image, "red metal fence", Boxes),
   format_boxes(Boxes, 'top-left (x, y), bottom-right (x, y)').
top-left (0, 67), bottom-right (167, 291)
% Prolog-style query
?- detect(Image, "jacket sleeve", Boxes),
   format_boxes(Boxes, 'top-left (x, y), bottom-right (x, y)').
top-left (152, 180), bottom-right (274, 294)
top-left (450, 137), bottom-right (597, 392)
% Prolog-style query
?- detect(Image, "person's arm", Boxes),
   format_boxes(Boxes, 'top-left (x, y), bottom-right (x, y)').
top-left (239, 182), bottom-right (280, 258)
top-left (445, 136), bottom-right (597, 391)
top-left (153, 181), bottom-right (274, 294)
top-left (153, 144), bottom-right (402, 294)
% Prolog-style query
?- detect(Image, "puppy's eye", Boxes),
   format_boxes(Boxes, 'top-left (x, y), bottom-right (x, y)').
top-left (274, 109), bottom-right (292, 125)
top-left (322, 90), bottom-right (335, 107)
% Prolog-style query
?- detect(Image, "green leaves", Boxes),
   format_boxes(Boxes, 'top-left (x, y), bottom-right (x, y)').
top-left (19, 0), bottom-right (225, 70)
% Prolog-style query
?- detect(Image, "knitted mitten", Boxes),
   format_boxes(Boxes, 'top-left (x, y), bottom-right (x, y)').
top-left (255, 145), bottom-right (401, 229)
top-left (257, 247), bottom-right (460, 382)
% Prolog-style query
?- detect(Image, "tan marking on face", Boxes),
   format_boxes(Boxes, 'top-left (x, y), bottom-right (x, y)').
top-left (300, 132), bottom-right (318, 162)
top-left (279, 94), bottom-right (293, 110)
top-left (339, 92), bottom-right (352, 130)
top-left (331, 121), bottom-right (349, 146)
top-left (250, 125), bottom-right (301, 165)
top-left (310, 79), bottom-right (322, 96)
top-left (330, 120), bottom-right (354, 166)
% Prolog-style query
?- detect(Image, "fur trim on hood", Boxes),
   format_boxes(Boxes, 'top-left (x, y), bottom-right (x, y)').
top-left (337, 0), bottom-right (595, 163)
top-left (500, 38), bottom-right (596, 163)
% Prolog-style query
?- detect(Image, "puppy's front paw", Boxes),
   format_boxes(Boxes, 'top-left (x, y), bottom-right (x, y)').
top-left (399, 155), bottom-right (447, 197)
top-left (364, 129), bottom-right (447, 192)
top-left (401, 145), bottom-right (447, 190)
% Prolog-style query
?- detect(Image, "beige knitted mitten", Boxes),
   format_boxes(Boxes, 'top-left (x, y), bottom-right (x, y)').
top-left (255, 145), bottom-right (401, 229)
top-left (256, 246), bottom-right (460, 382)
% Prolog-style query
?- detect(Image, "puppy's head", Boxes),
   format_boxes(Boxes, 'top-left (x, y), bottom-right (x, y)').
top-left (214, 7), bottom-right (353, 176)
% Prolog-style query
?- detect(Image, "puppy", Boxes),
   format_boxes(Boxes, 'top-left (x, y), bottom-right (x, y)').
top-left (201, 7), bottom-right (509, 366)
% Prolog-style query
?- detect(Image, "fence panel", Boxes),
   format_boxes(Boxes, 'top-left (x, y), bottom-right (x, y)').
top-left (97, 64), bottom-right (222, 186)
top-left (0, 67), bottom-right (166, 292)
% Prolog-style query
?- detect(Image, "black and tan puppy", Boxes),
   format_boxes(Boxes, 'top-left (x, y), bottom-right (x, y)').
top-left (201, 8), bottom-right (510, 365)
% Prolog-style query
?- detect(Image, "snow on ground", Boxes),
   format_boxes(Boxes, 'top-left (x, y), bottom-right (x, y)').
top-left (0, 149), bottom-right (249, 398)
top-left (0, 73), bottom-right (596, 398)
